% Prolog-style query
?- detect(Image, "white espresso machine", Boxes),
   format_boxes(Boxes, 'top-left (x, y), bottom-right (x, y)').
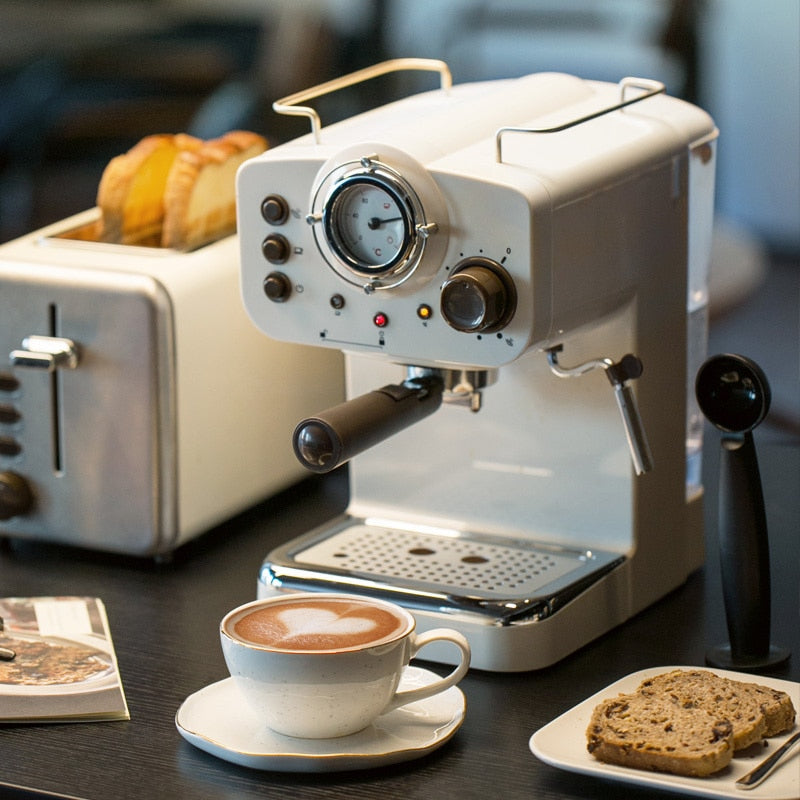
top-left (237, 59), bottom-right (717, 671)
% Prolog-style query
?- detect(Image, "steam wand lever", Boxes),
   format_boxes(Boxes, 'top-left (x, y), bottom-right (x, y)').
top-left (293, 370), bottom-right (444, 473)
top-left (546, 346), bottom-right (653, 475)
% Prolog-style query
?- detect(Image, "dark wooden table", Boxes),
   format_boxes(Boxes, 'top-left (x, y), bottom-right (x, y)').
top-left (0, 418), bottom-right (797, 800)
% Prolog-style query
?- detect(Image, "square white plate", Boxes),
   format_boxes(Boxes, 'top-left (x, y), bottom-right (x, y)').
top-left (529, 666), bottom-right (799, 799)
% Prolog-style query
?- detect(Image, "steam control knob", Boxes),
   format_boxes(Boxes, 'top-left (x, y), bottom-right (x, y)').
top-left (0, 471), bottom-right (34, 520)
top-left (440, 257), bottom-right (516, 333)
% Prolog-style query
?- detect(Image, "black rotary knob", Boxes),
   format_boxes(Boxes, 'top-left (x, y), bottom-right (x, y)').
top-left (0, 471), bottom-right (34, 521)
top-left (440, 258), bottom-right (516, 333)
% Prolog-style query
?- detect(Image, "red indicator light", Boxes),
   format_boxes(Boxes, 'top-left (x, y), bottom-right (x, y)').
top-left (373, 312), bottom-right (389, 328)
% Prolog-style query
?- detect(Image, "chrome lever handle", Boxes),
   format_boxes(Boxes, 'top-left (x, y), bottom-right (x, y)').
top-left (10, 335), bottom-right (79, 371)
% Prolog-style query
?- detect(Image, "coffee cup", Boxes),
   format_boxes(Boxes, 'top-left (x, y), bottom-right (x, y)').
top-left (220, 592), bottom-right (470, 739)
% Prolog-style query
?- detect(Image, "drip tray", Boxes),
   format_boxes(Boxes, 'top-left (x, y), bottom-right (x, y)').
top-left (260, 515), bottom-right (625, 624)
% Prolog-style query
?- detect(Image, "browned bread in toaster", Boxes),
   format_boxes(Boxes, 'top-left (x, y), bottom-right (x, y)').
top-left (161, 130), bottom-right (267, 250)
top-left (586, 691), bottom-right (734, 777)
top-left (96, 133), bottom-right (202, 245)
top-left (637, 669), bottom-right (796, 748)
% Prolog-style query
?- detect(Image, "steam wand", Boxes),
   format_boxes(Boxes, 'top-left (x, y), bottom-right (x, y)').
top-left (546, 346), bottom-right (653, 475)
top-left (695, 353), bottom-right (790, 670)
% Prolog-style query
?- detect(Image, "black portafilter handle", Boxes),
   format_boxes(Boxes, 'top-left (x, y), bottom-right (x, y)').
top-left (695, 353), bottom-right (790, 671)
top-left (293, 374), bottom-right (444, 473)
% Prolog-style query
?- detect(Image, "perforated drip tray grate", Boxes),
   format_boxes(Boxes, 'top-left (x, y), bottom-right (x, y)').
top-left (260, 515), bottom-right (625, 624)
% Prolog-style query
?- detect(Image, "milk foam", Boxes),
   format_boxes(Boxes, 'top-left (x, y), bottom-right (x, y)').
top-left (232, 598), bottom-right (408, 652)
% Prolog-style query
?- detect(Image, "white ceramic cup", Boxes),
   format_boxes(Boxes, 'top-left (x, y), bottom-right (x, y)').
top-left (220, 592), bottom-right (470, 739)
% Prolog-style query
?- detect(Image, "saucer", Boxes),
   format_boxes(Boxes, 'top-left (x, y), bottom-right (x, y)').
top-left (176, 666), bottom-right (466, 772)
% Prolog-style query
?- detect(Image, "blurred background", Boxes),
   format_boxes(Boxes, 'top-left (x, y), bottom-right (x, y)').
top-left (1, 0), bottom-right (797, 422)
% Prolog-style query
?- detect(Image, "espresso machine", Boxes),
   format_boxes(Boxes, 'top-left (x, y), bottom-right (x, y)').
top-left (237, 59), bottom-right (718, 671)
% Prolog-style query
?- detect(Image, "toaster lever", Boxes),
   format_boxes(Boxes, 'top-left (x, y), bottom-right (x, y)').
top-left (10, 336), bottom-right (79, 371)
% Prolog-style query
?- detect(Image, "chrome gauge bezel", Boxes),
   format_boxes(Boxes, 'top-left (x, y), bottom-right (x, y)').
top-left (310, 157), bottom-right (431, 291)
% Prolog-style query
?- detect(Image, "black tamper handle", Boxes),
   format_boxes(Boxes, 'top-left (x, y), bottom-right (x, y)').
top-left (293, 375), bottom-right (444, 473)
top-left (696, 353), bottom-right (790, 670)
top-left (718, 429), bottom-right (771, 660)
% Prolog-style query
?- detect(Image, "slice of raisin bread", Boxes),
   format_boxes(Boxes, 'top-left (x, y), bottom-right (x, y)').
top-left (586, 691), bottom-right (734, 777)
top-left (637, 669), bottom-right (795, 749)
top-left (736, 678), bottom-right (796, 737)
top-left (637, 669), bottom-right (765, 750)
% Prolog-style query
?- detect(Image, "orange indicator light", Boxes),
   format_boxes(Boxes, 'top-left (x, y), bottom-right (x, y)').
top-left (417, 304), bottom-right (433, 320)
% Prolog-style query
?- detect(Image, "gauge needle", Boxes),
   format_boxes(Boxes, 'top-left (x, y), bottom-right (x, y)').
top-left (367, 216), bottom-right (402, 230)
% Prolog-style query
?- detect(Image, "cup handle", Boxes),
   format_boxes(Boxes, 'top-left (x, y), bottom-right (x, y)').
top-left (383, 628), bottom-right (471, 713)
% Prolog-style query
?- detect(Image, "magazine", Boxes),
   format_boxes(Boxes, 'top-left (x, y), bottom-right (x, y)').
top-left (0, 596), bottom-right (129, 722)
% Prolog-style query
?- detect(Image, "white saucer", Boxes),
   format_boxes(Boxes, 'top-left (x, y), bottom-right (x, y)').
top-left (176, 666), bottom-right (466, 772)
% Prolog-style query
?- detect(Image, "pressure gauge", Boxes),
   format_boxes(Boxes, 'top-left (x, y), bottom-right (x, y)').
top-left (323, 174), bottom-right (413, 275)
top-left (308, 152), bottom-right (444, 291)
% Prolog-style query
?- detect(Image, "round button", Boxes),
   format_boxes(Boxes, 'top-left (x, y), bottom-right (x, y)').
top-left (262, 234), bottom-right (290, 264)
top-left (263, 272), bottom-right (292, 302)
top-left (330, 294), bottom-right (345, 310)
top-left (0, 471), bottom-right (34, 521)
top-left (261, 195), bottom-right (289, 225)
top-left (440, 258), bottom-right (516, 333)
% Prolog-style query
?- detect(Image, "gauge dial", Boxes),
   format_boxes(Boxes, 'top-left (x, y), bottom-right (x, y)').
top-left (323, 175), bottom-right (414, 275)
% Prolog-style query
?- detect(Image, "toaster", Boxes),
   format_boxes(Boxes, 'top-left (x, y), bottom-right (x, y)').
top-left (0, 210), bottom-right (343, 556)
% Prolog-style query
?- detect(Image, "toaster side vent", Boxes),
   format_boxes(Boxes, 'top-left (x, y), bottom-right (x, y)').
top-left (48, 302), bottom-right (64, 474)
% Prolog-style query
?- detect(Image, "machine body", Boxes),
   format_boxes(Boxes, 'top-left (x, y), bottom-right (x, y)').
top-left (237, 61), bottom-right (717, 670)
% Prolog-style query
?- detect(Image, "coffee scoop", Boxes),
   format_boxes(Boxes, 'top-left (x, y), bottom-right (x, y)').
top-left (695, 353), bottom-right (790, 670)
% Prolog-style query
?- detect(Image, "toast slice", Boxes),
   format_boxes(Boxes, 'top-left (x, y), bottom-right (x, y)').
top-left (97, 133), bottom-right (202, 245)
top-left (586, 691), bottom-right (734, 777)
top-left (161, 130), bottom-right (267, 250)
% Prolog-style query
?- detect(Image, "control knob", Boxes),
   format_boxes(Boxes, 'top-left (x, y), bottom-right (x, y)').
top-left (0, 471), bottom-right (34, 521)
top-left (440, 257), bottom-right (516, 333)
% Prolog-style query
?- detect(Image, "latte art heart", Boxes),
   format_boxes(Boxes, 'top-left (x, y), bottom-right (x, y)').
top-left (277, 608), bottom-right (377, 640)
top-left (232, 598), bottom-right (409, 652)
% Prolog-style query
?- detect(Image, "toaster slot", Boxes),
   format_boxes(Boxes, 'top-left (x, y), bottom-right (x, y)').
top-left (8, 302), bottom-right (80, 475)
top-left (47, 303), bottom-right (64, 475)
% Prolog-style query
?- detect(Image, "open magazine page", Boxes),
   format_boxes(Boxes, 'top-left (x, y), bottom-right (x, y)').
top-left (0, 596), bottom-right (129, 722)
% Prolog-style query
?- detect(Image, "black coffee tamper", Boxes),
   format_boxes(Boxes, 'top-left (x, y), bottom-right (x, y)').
top-left (695, 353), bottom-right (790, 671)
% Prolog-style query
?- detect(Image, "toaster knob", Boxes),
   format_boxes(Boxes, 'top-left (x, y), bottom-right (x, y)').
top-left (0, 471), bottom-right (34, 521)
top-left (440, 257), bottom-right (516, 333)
